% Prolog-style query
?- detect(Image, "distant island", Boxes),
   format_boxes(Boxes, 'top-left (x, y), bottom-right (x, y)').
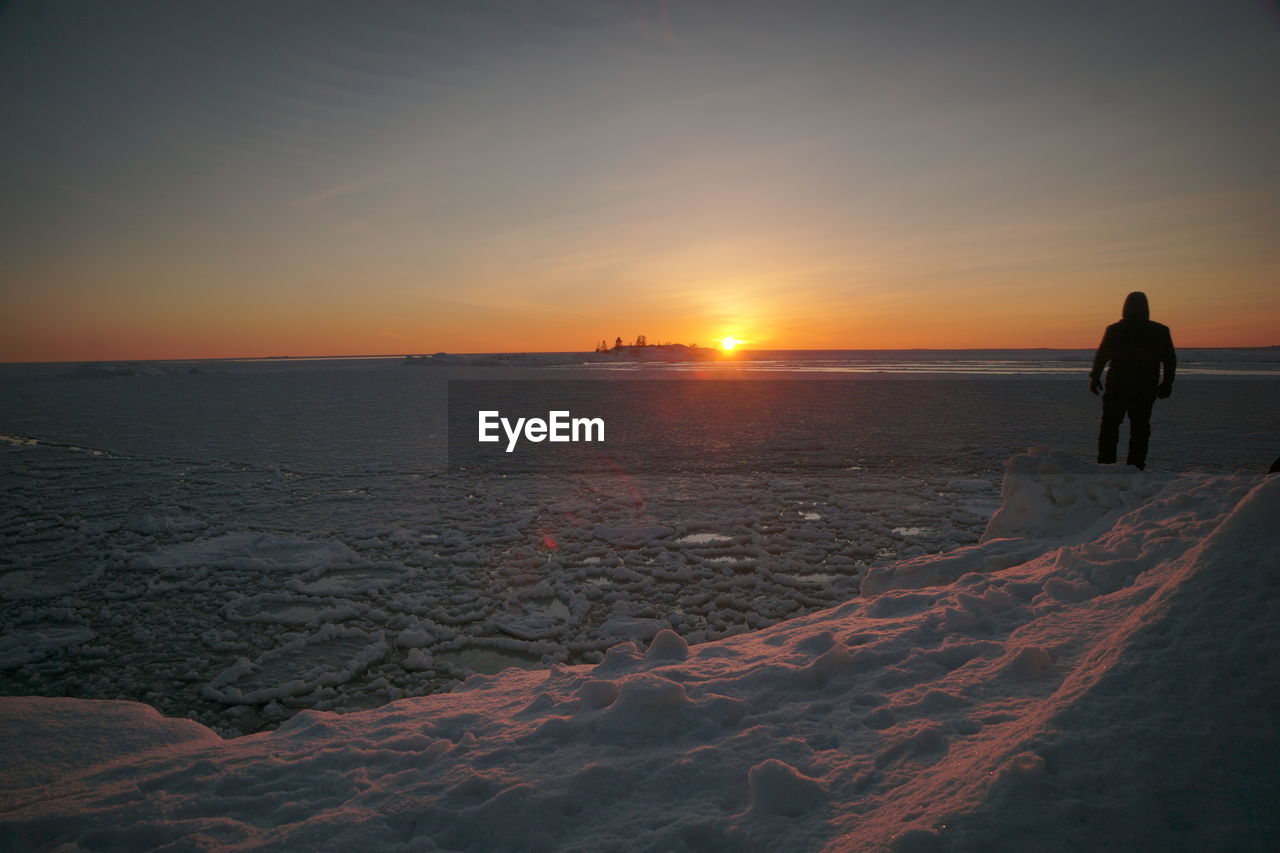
top-left (587, 336), bottom-right (722, 362)
top-left (403, 336), bottom-right (724, 366)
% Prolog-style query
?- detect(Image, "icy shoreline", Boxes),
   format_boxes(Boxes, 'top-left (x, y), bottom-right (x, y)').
top-left (3, 449), bottom-right (1277, 851)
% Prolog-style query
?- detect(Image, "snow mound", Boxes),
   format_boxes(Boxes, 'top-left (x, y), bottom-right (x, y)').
top-left (861, 537), bottom-right (1042, 596)
top-left (981, 446), bottom-right (1172, 541)
top-left (864, 447), bottom-right (1179, 594)
top-left (1, 453), bottom-right (1277, 851)
top-left (0, 697), bottom-right (217, 790)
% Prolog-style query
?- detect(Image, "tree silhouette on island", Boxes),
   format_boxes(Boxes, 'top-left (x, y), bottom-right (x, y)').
top-left (590, 336), bottom-right (720, 361)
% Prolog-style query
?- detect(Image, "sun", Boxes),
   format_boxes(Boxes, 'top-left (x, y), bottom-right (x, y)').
top-left (720, 336), bottom-right (742, 351)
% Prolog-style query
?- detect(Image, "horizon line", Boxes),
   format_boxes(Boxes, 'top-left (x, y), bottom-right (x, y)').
top-left (5, 343), bottom-right (1279, 367)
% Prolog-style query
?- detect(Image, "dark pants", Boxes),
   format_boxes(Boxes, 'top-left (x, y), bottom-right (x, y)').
top-left (1098, 390), bottom-right (1156, 467)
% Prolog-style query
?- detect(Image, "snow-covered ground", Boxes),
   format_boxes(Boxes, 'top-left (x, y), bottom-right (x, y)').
top-left (1, 360), bottom-right (1278, 734)
top-left (1, 448), bottom-right (1277, 851)
top-left (3, 359), bottom-right (1276, 738)
top-left (1, 357), bottom-right (1278, 848)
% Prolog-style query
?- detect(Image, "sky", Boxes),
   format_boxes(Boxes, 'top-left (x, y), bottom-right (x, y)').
top-left (2, 0), bottom-right (1278, 361)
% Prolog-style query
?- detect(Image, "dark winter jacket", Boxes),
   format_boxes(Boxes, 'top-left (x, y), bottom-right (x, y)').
top-left (1089, 292), bottom-right (1176, 392)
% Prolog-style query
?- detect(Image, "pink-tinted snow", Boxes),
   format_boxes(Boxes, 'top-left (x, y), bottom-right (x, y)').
top-left (2, 449), bottom-right (1277, 851)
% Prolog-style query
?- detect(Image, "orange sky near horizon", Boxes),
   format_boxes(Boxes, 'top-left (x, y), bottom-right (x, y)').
top-left (3, 2), bottom-right (1278, 363)
top-left (6, 264), bottom-right (1276, 363)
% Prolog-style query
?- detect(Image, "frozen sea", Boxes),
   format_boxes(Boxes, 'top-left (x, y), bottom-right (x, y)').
top-left (2, 349), bottom-right (1278, 737)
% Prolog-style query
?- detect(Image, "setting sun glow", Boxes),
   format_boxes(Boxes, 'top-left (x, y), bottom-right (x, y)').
top-left (720, 337), bottom-right (741, 351)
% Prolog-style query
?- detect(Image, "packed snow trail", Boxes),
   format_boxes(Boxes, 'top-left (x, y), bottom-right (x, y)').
top-left (1, 449), bottom-right (1277, 852)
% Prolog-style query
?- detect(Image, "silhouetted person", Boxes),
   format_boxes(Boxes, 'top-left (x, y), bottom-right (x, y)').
top-left (1089, 291), bottom-right (1176, 470)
